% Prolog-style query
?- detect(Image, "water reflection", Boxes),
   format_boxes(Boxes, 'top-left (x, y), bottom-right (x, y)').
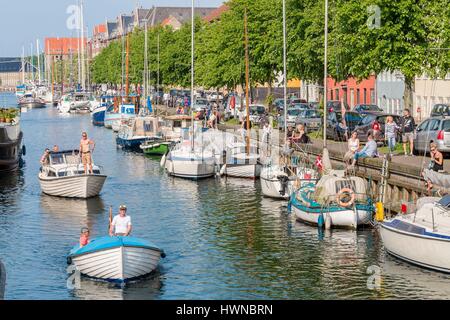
top-left (72, 272), bottom-right (163, 300)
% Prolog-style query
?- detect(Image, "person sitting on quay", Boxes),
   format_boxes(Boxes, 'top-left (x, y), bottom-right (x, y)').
top-left (344, 131), bottom-right (360, 166)
top-left (79, 227), bottom-right (90, 248)
top-left (79, 132), bottom-right (95, 175)
top-left (109, 204), bottom-right (132, 237)
top-left (349, 131), bottom-right (378, 168)
top-left (422, 142), bottom-right (444, 194)
top-left (291, 124), bottom-right (311, 144)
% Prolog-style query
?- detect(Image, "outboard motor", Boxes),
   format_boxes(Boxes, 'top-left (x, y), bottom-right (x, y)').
top-left (277, 175), bottom-right (290, 196)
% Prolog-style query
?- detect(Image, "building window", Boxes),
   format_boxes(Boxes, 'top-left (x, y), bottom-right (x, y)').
top-left (370, 89), bottom-right (375, 104)
top-left (330, 89), bottom-right (333, 101)
top-left (335, 89), bottom-right (339, 101)
top-left (350, 89), bottom-right (355, 108)
top-left (363, 88), bottom-right (367, 104)
top-left (356, 89), bottom-right (360, 104)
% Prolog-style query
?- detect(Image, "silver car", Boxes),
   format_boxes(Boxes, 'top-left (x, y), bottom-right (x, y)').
top-left (414, 116), bottom-right (450, 154)
top-left (296, 109), bottom-right (322, 131)
top-left (278, 108), bottom-right (305, 130)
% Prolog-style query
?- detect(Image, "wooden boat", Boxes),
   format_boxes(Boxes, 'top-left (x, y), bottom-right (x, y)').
top-left (38, 150), bottom-right (107, 198)
top-left (290, 170), bottom-right (374, 229)
top-left (380, 195), bottom-right (450, 273)
top-left (140, 139), bottom-right (171, 156)
top-left (68, 236), bottom-right (165, 283)
top-left (0, 108), bottom-right (24, 174)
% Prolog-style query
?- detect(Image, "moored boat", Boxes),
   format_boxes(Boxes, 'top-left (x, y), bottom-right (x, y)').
top-left (290, 170), bottom-right (374, 229)
top-left (68, 236), bottom-right (165, 283)
top-left (116, 115), bottom-right (161, 151)
top-left (380, 195), bottom-right (450, 273)
top-left (0, 107), bottom-right (24, 174)
top-left (104, 103), bottom-right (136, 129)
top-left (91, 96), bottom-right (115, 126)
top-left (38, 150), bottom-right (107, 198)
top-left (18, 93), bottom-right (46, 108)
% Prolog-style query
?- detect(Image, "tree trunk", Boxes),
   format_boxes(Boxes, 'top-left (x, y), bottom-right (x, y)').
top-left (404, 76), bottom-right (415, 116)
top-left (267, 79), bottom-right (273, 113)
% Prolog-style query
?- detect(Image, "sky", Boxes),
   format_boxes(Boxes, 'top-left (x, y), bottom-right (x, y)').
top-left (0, 0), bottom-right (224, 57)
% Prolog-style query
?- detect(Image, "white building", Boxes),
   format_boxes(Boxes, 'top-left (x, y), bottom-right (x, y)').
top-left (376, 70), bottom-right (405, 115)
top-left (414, 74), bottom-right (450, 119)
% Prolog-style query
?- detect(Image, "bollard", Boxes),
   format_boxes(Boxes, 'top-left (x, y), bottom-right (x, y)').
top-left (376, 202), bottom-right (384, 222)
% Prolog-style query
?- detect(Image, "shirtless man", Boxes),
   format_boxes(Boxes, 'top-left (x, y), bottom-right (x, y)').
top-left (79, 132), bottom-right (95, 174)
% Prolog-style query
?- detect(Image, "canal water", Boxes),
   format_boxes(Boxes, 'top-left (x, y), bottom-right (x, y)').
top-left (1, 92), bottom-right (450, 300)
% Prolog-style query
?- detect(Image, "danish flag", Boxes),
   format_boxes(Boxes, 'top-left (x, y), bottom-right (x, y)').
top-left (315, 155), bottom-right (323, 171)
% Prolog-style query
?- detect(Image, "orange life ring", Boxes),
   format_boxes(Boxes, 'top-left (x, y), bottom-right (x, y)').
top-left (337, 188), bottom-right (355, 207)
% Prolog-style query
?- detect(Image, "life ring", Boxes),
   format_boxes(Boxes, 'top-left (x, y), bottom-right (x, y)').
top-left (337, 188), bottom-right (355, 207)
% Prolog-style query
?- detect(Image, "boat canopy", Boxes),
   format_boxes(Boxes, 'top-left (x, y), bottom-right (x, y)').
top-left (314, 172), bottom-right (368, 205)
top-left (49, 150), bottom-right (80, 166)
top-left (134, 117), bottom-right (160, 137)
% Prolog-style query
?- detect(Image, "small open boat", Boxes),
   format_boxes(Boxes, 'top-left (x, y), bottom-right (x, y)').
top-left (140, 139), bottom-right (171, 156)
top-left (380, 195), bottom-right (450, 273)
top-left (38, 150), bottom-right (107, 198)
top-left (68, 236), bottom-right (165, 283)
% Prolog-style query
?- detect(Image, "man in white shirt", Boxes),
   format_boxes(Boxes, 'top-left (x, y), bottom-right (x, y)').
top-left (109, 205), bottom-right (132, 237)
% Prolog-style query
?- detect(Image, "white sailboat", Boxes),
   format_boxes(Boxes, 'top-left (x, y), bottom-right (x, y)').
top-left (163, 1), bottom-right (216, 179)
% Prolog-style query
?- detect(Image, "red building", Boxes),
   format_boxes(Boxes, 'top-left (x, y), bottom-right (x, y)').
top-left (327, 76), bottom-right (376, 109)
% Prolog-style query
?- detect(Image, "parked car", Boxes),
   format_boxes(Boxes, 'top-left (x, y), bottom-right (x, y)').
top-left (249, 104), bottom-right (267, 125)
top-left (296, 109), bottom-right (322, 131)
top-left (308, 102), bottom-right (320, 109)
top-left (209, 92), bottom-right (224, 102)
top-left (413, 116), bottom-right (450, 155)
top-left (291, 103), bottom-right (310, 111)
top-left (430, 104), bottom-right (450, 117)
top-left (290, 98), bottom-right (307, 106)
top-left (326, 111), bottom-right (363, 141)
top-left (327, 100), bottom-right (350, 112)
top-left (192, 98), bottom-right (210, 112)
top-left (354, 113), bottom-right (402, 144)
top-left (278, 107), bottom-right (305, 130)
top-left (353, 104), bottom-right (383, 114)
top-left (274, 98), bottom-right (285, 111)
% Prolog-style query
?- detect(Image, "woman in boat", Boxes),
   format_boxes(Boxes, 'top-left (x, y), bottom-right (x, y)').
top-left (40, 148), bottom-right (50, 166)
top-left (344, 131), bottom-right (360, 166)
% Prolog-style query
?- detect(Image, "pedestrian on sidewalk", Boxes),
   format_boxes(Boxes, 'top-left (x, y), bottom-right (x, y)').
top-left (400, 109), bottom-right (416, 156)
top-left (385, 116), bottom-right (400, 156)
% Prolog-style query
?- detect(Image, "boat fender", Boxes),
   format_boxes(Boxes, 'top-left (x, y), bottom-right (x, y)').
top-left (160, 154), bottom-right (167, 168)
top-left (325, 214), bottom-right (331, 230)
top-left (22, 145), bottom-right (26, 156)
top-left (220, 164), bottom-right (227, 176)
top-left (337, 188), bottom-right (355, 208)
top-left (66, 256), bottom-right (72, 265)
top-left (318, 213), bottom-right (325, 228)
top-left (161, 251), bottom-right (167, 259)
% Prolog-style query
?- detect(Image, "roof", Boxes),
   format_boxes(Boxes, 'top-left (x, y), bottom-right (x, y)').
top-left (45, 38), bottom-right (87, 55)
top-left (93, 24), bottom-right (107, 35)
top-left (145, 6), bottom-right (217, 27)
top-left (0, 57), bottom-right (21, 73)
top-left (204, 4), bottom-right (230, 22)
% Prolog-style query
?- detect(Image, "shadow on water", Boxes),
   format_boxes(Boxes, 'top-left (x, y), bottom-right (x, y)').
top-left (0, 170), bottom-right (25, 208)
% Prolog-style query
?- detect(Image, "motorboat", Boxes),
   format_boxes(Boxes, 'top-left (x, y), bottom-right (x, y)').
top-left (91, 95), bottom-right (115, 126)
top-left (18, 93), bottom-right (46, 108)
top-left (0, 108), bottom-right (24, 174)
top-left (104, 103), bottom-right (136, 129)
top-left (68, 236), bottom-right (165, 283)
top-left (38, 150), bottom-right (107, 198)
top-left (380, 195), bottom-right (450, 273)
top-left (220, 142), bottom-right (261, 179)
top-left (290, 170), bottom-right (374, 229)
top-left (58, 92), bottom-right (95, 113)
top-left (116, 115), bottom-right (161, 151)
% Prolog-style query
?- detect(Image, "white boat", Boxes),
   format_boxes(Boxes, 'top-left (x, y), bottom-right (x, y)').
top-left (260, 164), bottom-right (318, 199)
top-left (380, 195), bottom-right (450, 273)
top-left (104, 103), bottom-right (136, 129)
top-left (290, 170), bottom-right (374, 229)
top-left (59, 92), bottom-right (95, 113)
top-left (220, 142), bottom-right (261, 179)
top-left (116, 114), bottom-right (161, 151)
top-left (68, 236), bottom-right (165, 283)
top-left (165, 140), bottom-right (216, 179)
top-left (38, 150), bottom-right (107, 198)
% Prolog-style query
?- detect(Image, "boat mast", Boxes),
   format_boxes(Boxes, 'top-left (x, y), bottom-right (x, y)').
top-left (21, 47), bottom-right (25, 84)
top-left (323, 0), bottom-right (328, 149)
top-left (80, 0), bottom-right (86, 91)
top-left (126, 34), bottom-right (130, 99)
top-left (36, 39), bottom-right (41, 85)
top-left (244, 8), bottom-right (250, 156)
top-left (282, 0), bottom-right (288, 141)
top-left (191, 0), bottom-right (195, 152)
top-left (144, 19), bottom-right (148, 100)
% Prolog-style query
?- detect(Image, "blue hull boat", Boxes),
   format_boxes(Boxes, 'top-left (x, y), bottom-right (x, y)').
top-left (68, 236), bottom-right (165, 283)
top-left (116, 136), bottom-right (150, 151)
top-left (91, 106), bottom-right (107, 126)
